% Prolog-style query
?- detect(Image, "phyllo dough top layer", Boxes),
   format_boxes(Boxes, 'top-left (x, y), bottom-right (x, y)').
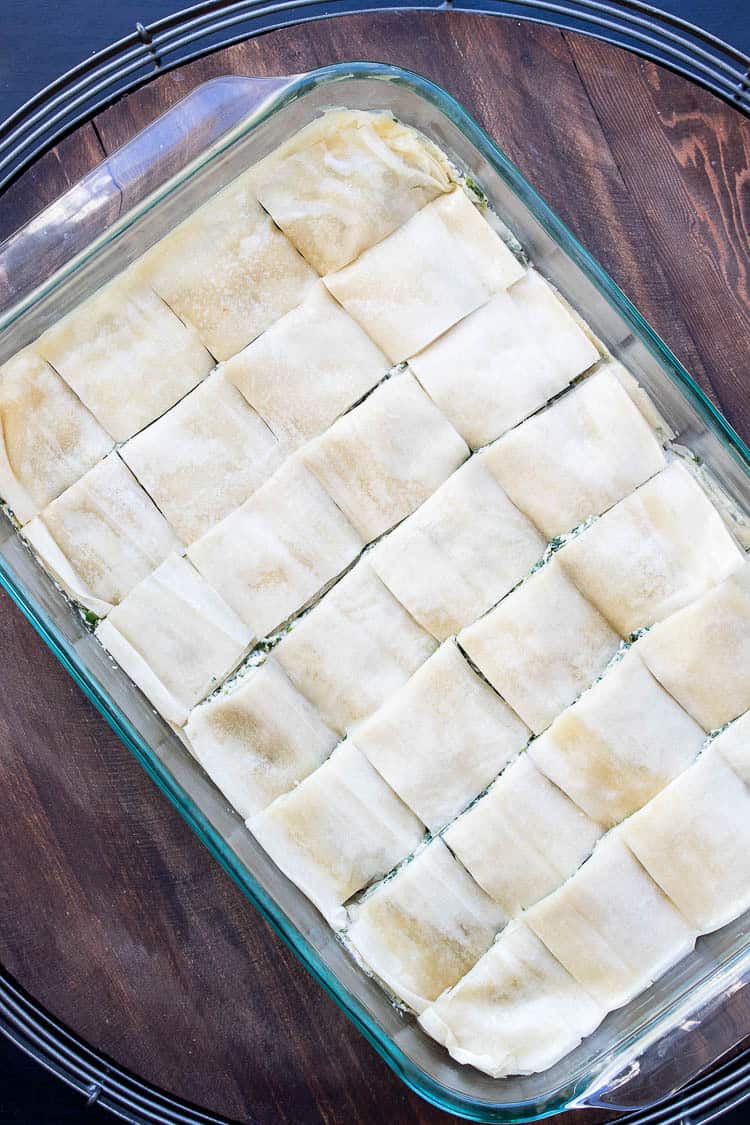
top-left (255, 109), bottom-right (454, 275)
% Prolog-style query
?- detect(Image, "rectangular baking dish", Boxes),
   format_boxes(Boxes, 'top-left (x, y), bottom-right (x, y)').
top-left (1, 63), bottom-right (750, 1123)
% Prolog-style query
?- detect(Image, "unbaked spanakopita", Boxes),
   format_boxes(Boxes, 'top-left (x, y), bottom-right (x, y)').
top-left (347, 840), bottom-right (503, 1012)
top-left (274, 560), bottom-right (437, 734)
top-left (324, 189), bottom-right (525, 362)
top-left (712, 710), bottom-right (750, 785)
top-left (254, 109), bottom-right (453, 275)
top-left (419, 919), bottom-right (605, 1078)
top-left (301, 370), bottom-right (468, 542)
top-left (37, 269), bottom-right (214, 441)
top-left (483, 364), bottom-right (666, 538)
top-left (143, 171), bottom-right (316, 360)
top-left (0, 350), bottom-right (113, 524)
top-left (526, 834), bottom-right (696, 1009)
top-left (121, 370), bottom-right (281, 545)
top-left (96, 554), bottom-right (252, 726)
top-left (460, 558), bottom-right (620, 735)
top-left (635, 560), bottom-right (750, 732)
top-left (183, 657), bottom-right (337, 819)
top-left (187, 456), bottom-right (363, 637)
top-left (24, 452), bottom-right (181, 616)
top-left (444, 754), bottom-right (602, 916)
top-left (222, 282), bottom-right (389, 447)
top-left (409, 270), bottom-right (599, 449)
top-left (369, 457), bottom-right (545, 641)
top-left (557, 462), bottom-right (744, 637)
top-left (529, 650), bottom-right (705, 827)
top-left (249, 739), bottom-right (424, 928)
top-left (354, 640), bottom-right (529, 831)
top-left (621, 747), bottom-right (750, 933)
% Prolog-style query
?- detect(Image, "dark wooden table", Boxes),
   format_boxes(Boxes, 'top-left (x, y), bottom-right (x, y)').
top-left (1, 14), bottom-right (749, 1124)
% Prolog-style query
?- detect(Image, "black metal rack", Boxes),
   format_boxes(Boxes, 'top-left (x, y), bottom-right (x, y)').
top-left (1, 2), bottom-right (750, 1122)
top-left (0, 0), bottom-right (749, 194)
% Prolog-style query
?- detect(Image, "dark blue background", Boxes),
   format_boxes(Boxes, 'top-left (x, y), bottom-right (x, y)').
top-left (1, 2), bottom-right (749, 1122)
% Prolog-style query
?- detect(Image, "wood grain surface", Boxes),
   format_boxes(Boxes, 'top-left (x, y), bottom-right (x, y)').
top-left (1, 13), bottom-right (749, 1124)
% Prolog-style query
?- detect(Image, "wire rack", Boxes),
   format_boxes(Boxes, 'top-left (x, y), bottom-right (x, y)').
top-left (0, 0), bottom-right (749, 194)
top-left (1, 2), bottom-right (750, 1122)
top-left (2, 961), bottom-right (750, 1124)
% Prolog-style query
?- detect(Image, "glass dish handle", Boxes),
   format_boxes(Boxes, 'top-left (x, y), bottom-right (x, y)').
top-left (578, 951), bottom-right (750, 1112)
top-left (0, 74), bottom-right (297, 316)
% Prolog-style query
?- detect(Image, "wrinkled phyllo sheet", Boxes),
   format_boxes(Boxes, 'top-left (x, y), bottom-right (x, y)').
top-left (409, 270), bottom-right (599, 448)
top-left (6, 107), bottom-right (750, 1083)
top-left (184, 657), bottom-right (337, 820)
top-left (141, 172), bottom-right (317, 361)
top-left (460, 558), bottom-right (621, 735)
top-left (443, 754), bottom-right (603, 916)
top-left (249, 739), bottom-right (425, 929)
top-left (120, 370), bottom-right (282, 546)
top-left (354, 640), bottom-right (529, 831)
top-left (23, 452), bottom-right (181, 616)
top-left (96, 554), bottom-right (253, 726)
top-left (370, 456), bottom-right (545, 641)
top-left (528, 650), bottom-right (706, 827)
top-left (37, 267), bottom-right (215, 441)
top-left (419, 920), bottom-right (606, 1077)
top-left (0, 350), bottom-right (113, 523)
top-left (324, 189), bottom-right (525, 362)
top-left (347, 840), bottom-right (504, 1012)
top-left (187, 455), bottom-right (364, 637)
top-left (557, 461), bottom-right (744, 636)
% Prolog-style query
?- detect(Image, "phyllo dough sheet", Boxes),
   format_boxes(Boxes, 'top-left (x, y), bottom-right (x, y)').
top-left (558, 462), bottom-right (744, 637)
top-left (635, 560), bottom-right (750, 732)
top-left (249, 739), bottom-right (425, 928)
top-left (301, 369), bottom-right (468, 542)
top-left (254, 109), bottom-right (454, 275)
top-left (460, 558), bottom-right (621, 736)
top-left (528, 650), bottom-right (705, 827)
top-left (184, 656), bottom-right (337, 819)
top-left (141, 169), bottom-right (316, 361)
top-left (621, 746), bottom-right (750, 933)
top-left (483, 363), bottom-right (666, 538)
top-left (274, 560), bottom-right (438, 734)
top-left (96, 554), bottom-right (252, 726)
top-left (409, 270), bottom-right (599, 449)
top-left (222, 281), bottom-right (389, 448)
top-left (525, 834), bottom-right (696, 1009)
top-left (324, 188), bottom-right (525, 362)
top-left (0, 350), bottom-right (113, 524)
top-left (347, 839), bottom-right (504, 1012)
top-left (419, 920), bottom-right (605, 1078)
top-left (712, 709), bottom-right (750, 785)
top-left (354, 640), bottom-right (529, 831)
top-left (187, 455), bottom-right (364, 638)
top-left (120, 370), bottom-right (281, 546)
top-left (37, 267), bottom-right (214, 441)
top-left (23, 451), bottom-right (181, 616)
top-left (370, 456), bottom-right (545, 641)
top-left (444, 753), bottom-right (603, 916)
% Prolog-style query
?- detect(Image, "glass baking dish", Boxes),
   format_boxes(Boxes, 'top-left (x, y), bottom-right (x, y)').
top-left (1, 62), bottom-right (750, 1124)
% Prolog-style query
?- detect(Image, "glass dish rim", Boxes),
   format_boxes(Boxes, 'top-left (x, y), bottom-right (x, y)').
top-left (2, 60), bottom-right (750, 1123)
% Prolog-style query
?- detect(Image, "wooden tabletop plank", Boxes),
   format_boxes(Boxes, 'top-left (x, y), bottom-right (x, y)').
top-left (1, 14), bottom-right (749, 1124)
